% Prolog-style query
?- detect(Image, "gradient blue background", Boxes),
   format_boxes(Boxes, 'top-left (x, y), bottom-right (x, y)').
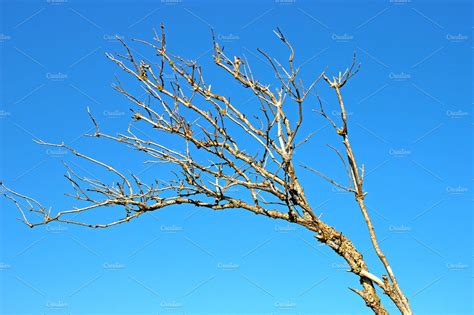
top-left (0, 0), bottom-right (472, 314)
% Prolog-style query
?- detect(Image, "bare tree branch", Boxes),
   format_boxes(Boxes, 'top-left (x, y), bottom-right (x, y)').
top-left (1, 25), bottom-right (412, 315)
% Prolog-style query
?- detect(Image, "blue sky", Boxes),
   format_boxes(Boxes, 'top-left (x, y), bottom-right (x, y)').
top-left (0, 0), bottom-right (472, 314)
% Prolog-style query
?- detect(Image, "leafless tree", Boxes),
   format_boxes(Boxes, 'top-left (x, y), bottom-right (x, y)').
top-left (1, 25), bottom-right (412, 314)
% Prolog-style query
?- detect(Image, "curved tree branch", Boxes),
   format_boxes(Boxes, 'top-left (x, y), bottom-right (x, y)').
top-left (1, 25), bottom-right (412, 315)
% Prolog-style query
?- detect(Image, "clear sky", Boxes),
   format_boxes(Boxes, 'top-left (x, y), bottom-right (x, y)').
top-left (0, 0), bottom-right (472, 314)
